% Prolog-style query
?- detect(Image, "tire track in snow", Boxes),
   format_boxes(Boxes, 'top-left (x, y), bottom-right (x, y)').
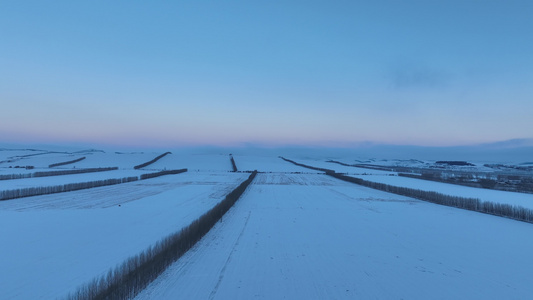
top-left (209, 210), bottom-right (252, 300)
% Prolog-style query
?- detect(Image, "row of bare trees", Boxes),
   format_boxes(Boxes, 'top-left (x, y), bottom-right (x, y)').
top-left (279, 157), bottom-right (334, 173)
top-left (0, 167), bottom-right (191, 200)
top-left (281, 157), bottom-right (533, 224)
top-left (230, 155), bottom-right (238, 172)
top-left (140, 169), bottom-right (187, 180)
top-left (49, 157), bottom-right (86, 168)
top-left (34, 167), bottom-right (118, 177)
top-left (134, 152), bottom-right (172, 169)
top-left (66, 171), bottom-right (257, 300)
top-left (0, 167), bottom-right (118, 181)
top-left (330, 173), bottom-right (533, 223)
top-left (0, 177), bottom-right (138, 201)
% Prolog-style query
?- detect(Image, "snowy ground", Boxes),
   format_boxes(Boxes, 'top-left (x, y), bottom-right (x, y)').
top-left (234, 155), bottom-right (314, 173)
top-left (295, 158), bottom-right (533, 210)
top-left (297, 158), bottom-right (396, 175)
top-left (0, 168), bottom-right (35, 175)
top-left (1, 147), bottom-right (533, 299)
top-left (0, 169), bottom-right (144, 190)
top-left (0, 172), bottom-right (248, 299)
top-left (147, 153), bottom-right (233, 172)
top-left (0, 150), bottom-right (90, 168)
top-left (137, 173), bottom-right (533, 300)
top-left (354, 174), bottom-right (533, 210)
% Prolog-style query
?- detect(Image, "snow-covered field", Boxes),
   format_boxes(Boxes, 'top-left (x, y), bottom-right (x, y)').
top-left (297, 158), bottom-right (396, 175)
top-left (294, 158), bottom-right (533, 210)
top-left (354, 174), bottom-right (533, 209)
top-left (234, 155), bottom-right (313, 173)
top-left (1, 147), bottom-right (533, 299)
top-left (0, 149), bottom-right (94, 168)
top-left (0, 169), bottom-right (144, 190)
top-left (0, 172), bottom-right (248, 299)
top-left (137, 173), bottom-right (533, 299)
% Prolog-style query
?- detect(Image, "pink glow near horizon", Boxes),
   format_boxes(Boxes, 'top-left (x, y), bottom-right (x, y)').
top-left (1, 1), bottom-right (532, 148)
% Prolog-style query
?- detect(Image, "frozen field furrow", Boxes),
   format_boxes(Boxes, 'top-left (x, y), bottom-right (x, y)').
top-left (0, 172), bottom-right (248, 300)
top-left (137, 173), bottom-right (533, 300)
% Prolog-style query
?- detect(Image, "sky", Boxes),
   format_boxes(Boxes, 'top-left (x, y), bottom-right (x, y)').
top-left (1, 0), bottom-right (532, 148)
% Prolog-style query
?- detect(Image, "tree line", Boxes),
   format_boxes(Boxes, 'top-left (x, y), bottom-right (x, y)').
top-left (49, 157), bottom-right (87, 168)
top-left (279, 157), bottom-right (334, 173)
top-left (0, 167), bottom-right (118, 181)
top-left (140, 169), bottom-right (187, 180)
top-left (230, 155), bottom-right (238, 172)
top-left (281, 157), bottom-right (533, 224)
top-left (65, 171), bottom-right (257, 300)
top-left (328, 172), bottom-right (533, 223)
top-left (0, 177), bottom-right (138, 201)
top-left (134, 152), bottom-right (172, 169)
top-left (0, 167), bottom-right (191, 200)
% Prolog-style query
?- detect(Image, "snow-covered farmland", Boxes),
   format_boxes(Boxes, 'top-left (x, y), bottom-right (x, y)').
top-left (354, 174), bottom-right (533, 210)
top-left (0, 172), bottom-right (248, 299)
top-left (0, 150), bottom-right (87, 169)
top-left (0, 149), bottom-right (50, 163)
top-left (137, 173), bottom-right (533, 299)
top-left (0, 169), bottom-right (143, 190)
top-left (297, 158), bottom-right (396, 175)
top-left (293, 158), bottom-right (533, 210)
top-left (147, 152), bottom-right (233, 172)
top-left (69, 151), bottom-right (172, 170)
top-left (233, 155), bottom-right (313, 173)
top-left (1, 148), bottom-right (533, 299)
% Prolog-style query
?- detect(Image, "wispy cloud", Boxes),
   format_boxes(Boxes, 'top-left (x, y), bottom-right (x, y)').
top-left (387, 64), bottom-right (452, 89)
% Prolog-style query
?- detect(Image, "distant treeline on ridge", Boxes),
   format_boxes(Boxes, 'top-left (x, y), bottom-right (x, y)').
top-left (140, 169), bottom-right (187, 180)
top-left (134, 152), bottom-right (172, 169)
top-left (49, 157), bottom-right (86, 168)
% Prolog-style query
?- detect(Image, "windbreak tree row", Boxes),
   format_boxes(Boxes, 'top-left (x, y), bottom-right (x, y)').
top-left (0, 177), bottom-right (138, 201)
top-left (279, 157), bottom-right (334, 173)
top-left (330, 172), bottom-right (533, 224)
top-left (49, 157), bottom-right (86, 168)
top-left (280, 157), bottom-right (533, 224)
top-left (34, 167), bottom-right (118, 177)
top-left (134, 152), bottom-right (172, 169)
top-left (66, 171), bottom-right (257, 300)
top-left (230, 155), bottom-right (238, 172)
top-left (140, 169), bottom-right (187, 180)
top-left (0, 173), bottom-right (32, 180)
top-left (326, 160), bottom-right (394, 172)
top-left (0, 167), bottom-right (118, 181)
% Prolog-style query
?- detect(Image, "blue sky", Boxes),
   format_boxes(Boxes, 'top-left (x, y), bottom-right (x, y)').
top-left (1, 1), bottom-right (532, 148)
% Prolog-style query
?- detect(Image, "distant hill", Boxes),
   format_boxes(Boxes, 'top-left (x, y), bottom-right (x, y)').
top-left (1, 138), bottom-right (532, 164)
